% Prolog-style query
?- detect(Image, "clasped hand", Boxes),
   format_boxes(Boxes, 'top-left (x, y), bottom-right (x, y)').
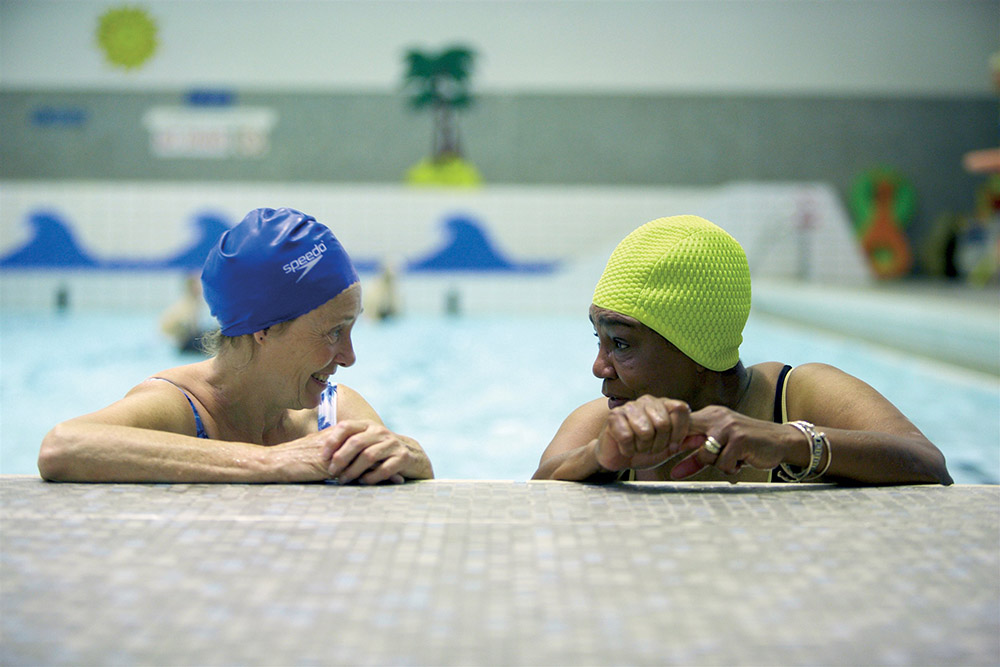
top-left (322, 420), bottom-right (412, 484)
top-left (594, 395), bottom-right (792, 480)
top-left (274, 420), bottom-right (414, 484)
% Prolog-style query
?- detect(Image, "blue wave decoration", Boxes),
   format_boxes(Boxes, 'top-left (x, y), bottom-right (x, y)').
top-left (0, 211), bottom-right (99, 268)
top-left (0, 210), bottom-right (233, 271)
top-left (0, 210), bottom-right (551, 274)
top-left (407, 215), bottom-right (558, 273)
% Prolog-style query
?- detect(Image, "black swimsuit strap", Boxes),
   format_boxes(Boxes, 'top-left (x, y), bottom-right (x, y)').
top-left (773, 364), bottom-right (794, 424)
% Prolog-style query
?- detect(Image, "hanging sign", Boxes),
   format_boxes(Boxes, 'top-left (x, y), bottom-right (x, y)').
top-left (142, 107), bottom-right (278, 159)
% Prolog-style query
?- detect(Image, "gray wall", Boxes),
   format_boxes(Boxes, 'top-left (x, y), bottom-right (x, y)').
top-left (2, 88), bottom-right (995, 262)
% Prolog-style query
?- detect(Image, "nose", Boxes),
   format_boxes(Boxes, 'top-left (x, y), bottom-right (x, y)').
top-left (335, 333), bottom-right (356, 368)
top-left (592, 344), bottom-right (615, 380)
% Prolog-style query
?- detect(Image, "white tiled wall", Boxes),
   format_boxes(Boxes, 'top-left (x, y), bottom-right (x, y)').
top-left (0, 181), bottom-right (871, 313)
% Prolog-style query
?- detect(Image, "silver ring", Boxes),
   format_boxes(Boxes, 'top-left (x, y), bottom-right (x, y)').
top-left (703, 435), bottom-right (724, 456)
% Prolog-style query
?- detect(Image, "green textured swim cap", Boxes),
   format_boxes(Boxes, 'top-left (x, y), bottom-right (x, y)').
top-left (593, 215), bottom-right (751, 371)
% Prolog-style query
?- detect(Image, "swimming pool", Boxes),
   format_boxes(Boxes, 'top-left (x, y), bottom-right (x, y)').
top-left (1, 310), bottom-right (997, 484)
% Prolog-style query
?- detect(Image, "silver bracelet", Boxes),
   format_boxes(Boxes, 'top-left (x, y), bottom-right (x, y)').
top-left (778, 420), bottom-right (826, 482)
top-left (810, 432), bottom-right (833, 479)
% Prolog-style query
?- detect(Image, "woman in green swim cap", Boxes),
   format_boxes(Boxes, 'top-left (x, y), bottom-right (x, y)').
top-left (533, 215), bottom-right (952, 485)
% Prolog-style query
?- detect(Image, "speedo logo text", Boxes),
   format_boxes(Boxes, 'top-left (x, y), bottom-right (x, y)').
top-left (282, 242), bottom-right (328, 283)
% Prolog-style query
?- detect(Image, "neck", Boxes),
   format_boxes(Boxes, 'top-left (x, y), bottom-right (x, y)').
top-left (206, 357), bottom-right (288, 443)
top-left (697, 361), bottom-right (751, 412)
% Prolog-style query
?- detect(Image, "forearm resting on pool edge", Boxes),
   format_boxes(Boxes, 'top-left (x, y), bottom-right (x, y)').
top-left (531, 430), bottom-right (953, 485)
top-left (795, 427), bottom-right (952, 486)
top-left (39, 421), bottom-right (339, 483)
top-left (532, 439), bottom-right (619, 482)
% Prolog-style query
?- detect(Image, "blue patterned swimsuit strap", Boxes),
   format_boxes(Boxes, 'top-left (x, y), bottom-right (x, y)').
top-left (149, 377), bottom-right (209, 439)
top-left (317, 383), bottom-right (338, 430)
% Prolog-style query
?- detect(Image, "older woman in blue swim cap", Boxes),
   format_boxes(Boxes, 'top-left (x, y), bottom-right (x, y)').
top-left (39, 208), bottom-right (433, 484)
top-left (533, 215), bottom-right (952, 485)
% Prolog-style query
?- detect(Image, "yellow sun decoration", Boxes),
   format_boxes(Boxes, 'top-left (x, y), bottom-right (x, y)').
top-left (97, 6), bottom-right (158, 70)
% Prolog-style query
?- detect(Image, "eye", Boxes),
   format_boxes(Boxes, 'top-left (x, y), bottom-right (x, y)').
top-left (594, 331), bottom-right (628, 350)
top-left (326, 327), bottom-right (342, 342)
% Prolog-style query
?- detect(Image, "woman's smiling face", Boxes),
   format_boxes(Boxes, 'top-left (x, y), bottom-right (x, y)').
top-left (263, 283), bottom-right (362, 410)
top-left (589, 304), bottom-right (701, 409)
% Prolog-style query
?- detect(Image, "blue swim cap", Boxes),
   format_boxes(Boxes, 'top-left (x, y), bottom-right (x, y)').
top-left (201, 207), bottom-right (359, 336)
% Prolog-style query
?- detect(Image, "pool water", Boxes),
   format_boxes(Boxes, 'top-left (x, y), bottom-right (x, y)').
top-left (1, 311), bottom-right (997, 483)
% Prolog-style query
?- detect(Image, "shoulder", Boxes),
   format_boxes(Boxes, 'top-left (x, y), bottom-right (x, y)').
top-left (752, 361), bottom-right (866, 409)
top-left (332, 383), bottom-right (383, 423)
top-left (781, 362), bottom-right (908, 427)
top-left (129, 362), bottom-right (215, 410)
top-left (73, 371), bottom-right (204, 434)
top-left (784, 362), bottom-right (860, 388)
top-left (127, 372), bottom-right (193, 403)
top-left (747, 361), bottom-right (795, 384)
top-left (565, 397), bottom-right (611, 424)
top-left (135, 360), bottom-right (211, 394)
top-left (543, 397), bottom-right (609, 456)
top-left (126, 361), bottom-right (224, 433)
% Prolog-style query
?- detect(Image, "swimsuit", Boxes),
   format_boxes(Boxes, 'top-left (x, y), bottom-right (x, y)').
top-left (768, 364), bottom-right (796, 483)
top-left (152, 377), bottom-right (209, 438)
top-left (151, 378), bottom-right (338, 439)
top-left (317, 383), bottom-right (339, 431)
top-left (774, 364), bottom-right (794, 424)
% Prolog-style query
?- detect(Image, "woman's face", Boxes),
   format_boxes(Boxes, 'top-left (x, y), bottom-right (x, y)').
top-left (589, 304), bottom-right (701, 409)
top-left (261, 283), bottom-right (362, 410)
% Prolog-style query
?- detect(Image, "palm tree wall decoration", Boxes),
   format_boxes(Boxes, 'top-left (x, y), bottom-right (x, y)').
top-left (404, 46), bottom-right (476, 161)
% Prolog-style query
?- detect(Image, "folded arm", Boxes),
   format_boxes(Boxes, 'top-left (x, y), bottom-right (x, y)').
top-left (533, 397), bottom-right (686, 482)
top-left (38, 381), bottom-right (435, 484)
top-left (673, 364), bottom-right (953, 485)
top-left (534, 364), bottom-right (953, 486)
top-left (38, 383), bottom-right (299, 483)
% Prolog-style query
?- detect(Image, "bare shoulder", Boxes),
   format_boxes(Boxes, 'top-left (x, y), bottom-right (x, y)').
top-left (787, 361), bottom-right (900, 406)
top-left (748, 361), bottom-right (860, 395)
top-left (786, 362), bottom-right (867, 387)
top-left (747, 361), bottom-right (795, 384)
top-left (333, 383), bottom-right (383, 423)
top-left (129, 360), bottom-right (212, 397)
top-left (565, 397), bottom-right (611, 424)
top-left (783, 362), bottom-right (916, 431)
top-left (73, 372), bottom-right (203, 434)
top-left (542, 397), bottom-right (609, 457)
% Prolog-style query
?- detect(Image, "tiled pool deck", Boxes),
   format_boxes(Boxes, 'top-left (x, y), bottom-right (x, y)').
top-left (2, 476), bottom-right (998, 666)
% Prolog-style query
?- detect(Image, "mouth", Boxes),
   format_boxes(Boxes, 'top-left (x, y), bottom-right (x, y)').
top-left (603, 391), bottom-right (629, 409)
top-left (310, 372), bottom-right (331, 387)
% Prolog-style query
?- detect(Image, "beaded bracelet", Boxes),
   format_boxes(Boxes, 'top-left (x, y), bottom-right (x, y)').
top-left (777, 420), bottom-right (828, 482)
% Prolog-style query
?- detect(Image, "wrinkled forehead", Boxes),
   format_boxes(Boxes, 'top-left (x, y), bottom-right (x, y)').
top-left (303, 282), bottom-right (363, 326)
top-left (589, 304), bottom-right (642, 329)
top-left (589, 303), bottom-right (682, 352)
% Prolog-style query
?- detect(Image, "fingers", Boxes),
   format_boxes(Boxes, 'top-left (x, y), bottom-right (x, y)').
top-left (669, 431), bottom-right (745, 480)
top-left (326, 421), bottom-right (412, 484)
top-left (665, 401), bottom-right (691, 451)
top-left (669, 450), bottom-right (707, 480)
top-left (606, 397), bottom-right (690, 458)
top-left (359, 465), bottom-right (406, 486)
top-left (665, 433), bottom-right (707, 479)
top-left (320, 420), bottom-right (367, 461)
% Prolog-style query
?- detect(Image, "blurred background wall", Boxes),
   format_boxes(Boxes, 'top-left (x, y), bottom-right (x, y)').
top-left (1, 0), bottom-right (997, 310)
